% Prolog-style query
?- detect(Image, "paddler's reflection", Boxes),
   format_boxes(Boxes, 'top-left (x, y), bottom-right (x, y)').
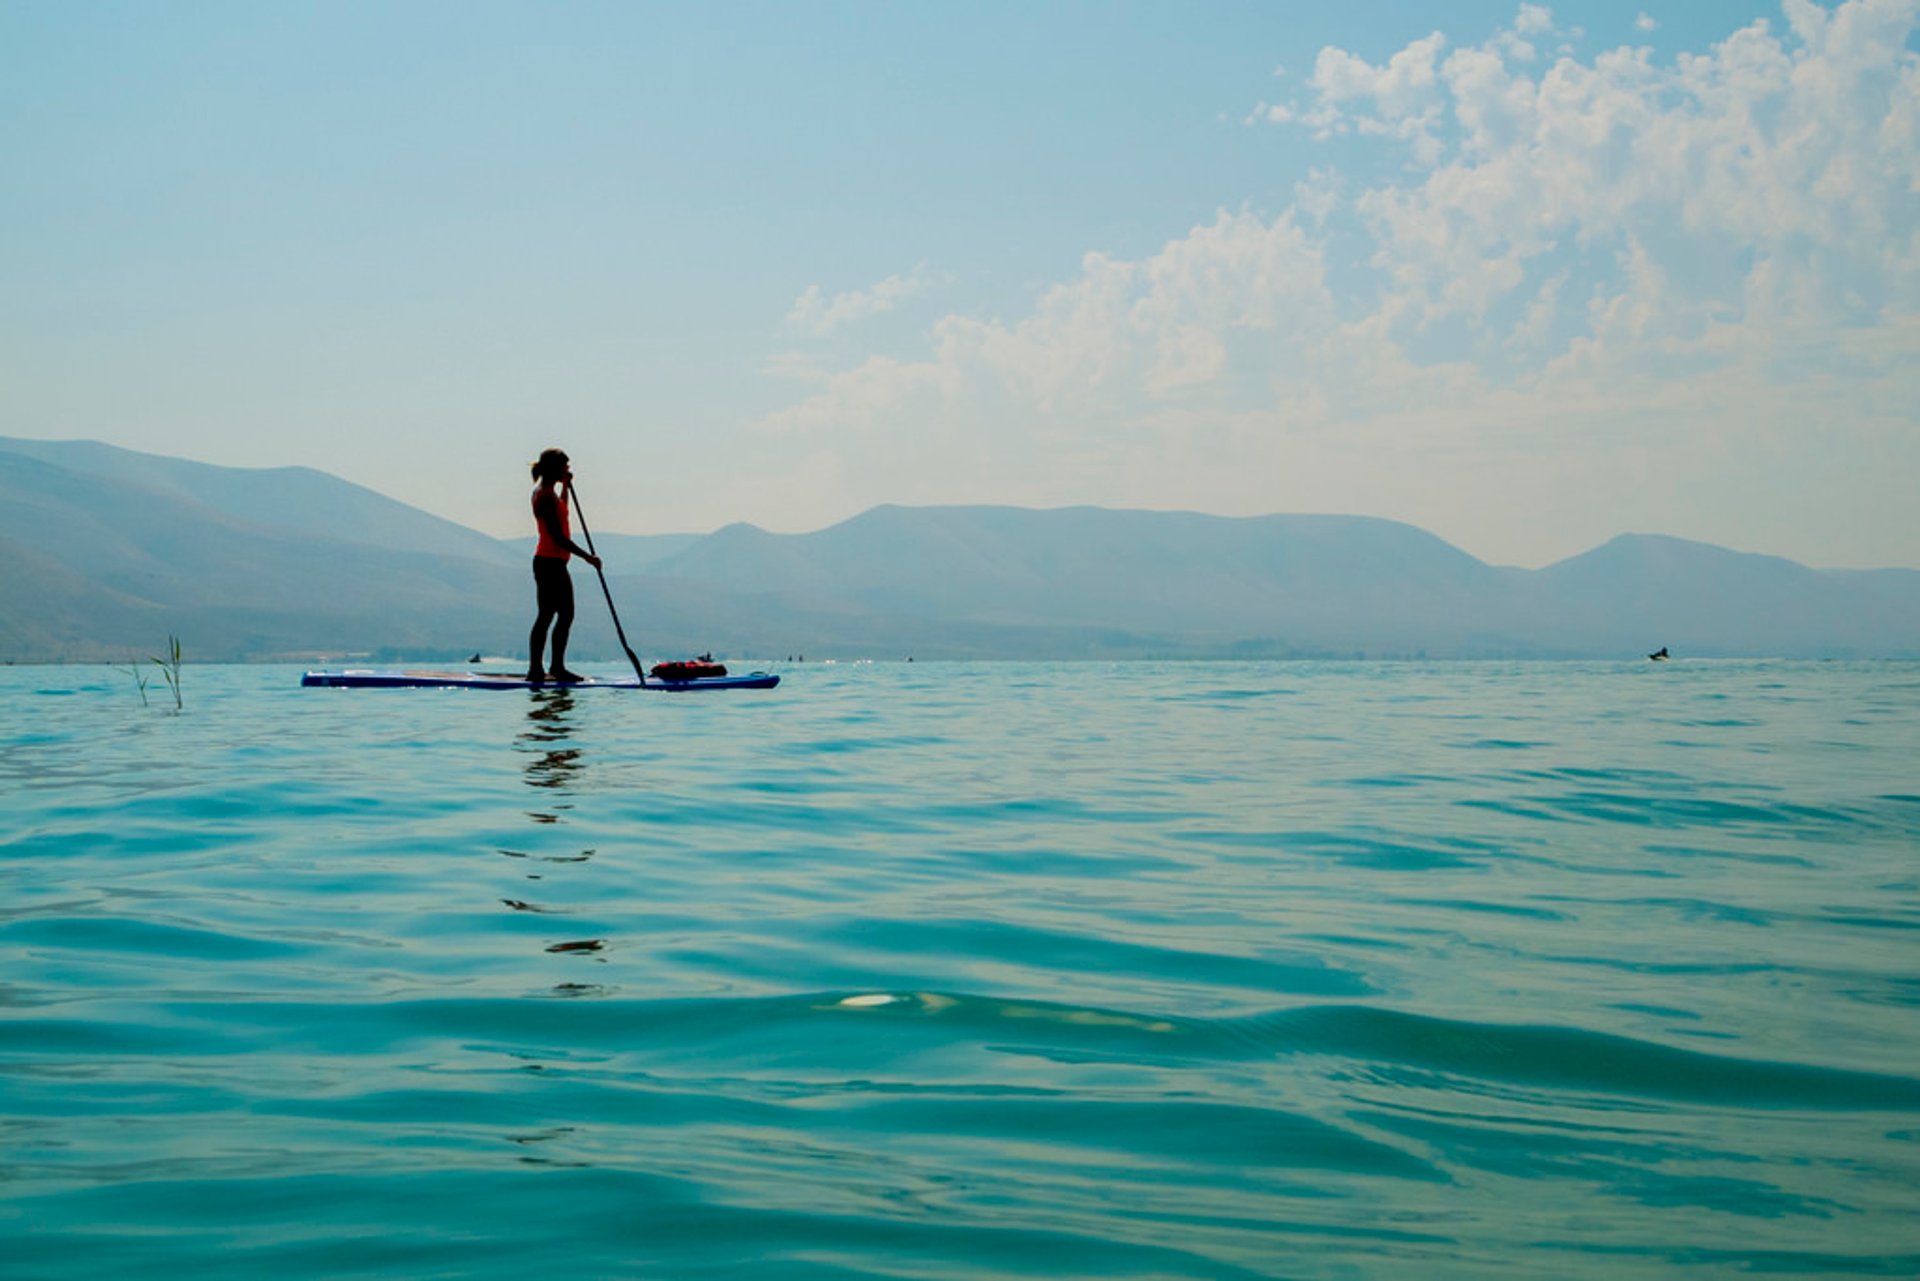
top-left (502, 685), bottom-right (601, 974)
top-left (518, 687), bottom-right (583, 792)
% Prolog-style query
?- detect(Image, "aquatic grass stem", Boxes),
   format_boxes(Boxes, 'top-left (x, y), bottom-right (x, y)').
top-left (120, 656), bottom-right (150, 707)
top-left (151, 634), bottom-right (183, 711)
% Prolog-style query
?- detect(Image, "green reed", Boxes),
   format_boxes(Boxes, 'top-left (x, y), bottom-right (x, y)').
top-left (120, 656), bottom-right (151, 707)
top-left (151, 634), bottom-right (183, 711)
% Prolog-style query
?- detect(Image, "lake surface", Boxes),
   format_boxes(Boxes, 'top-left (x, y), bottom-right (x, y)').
top-left (2, 660), bottom-right (1917, 1278)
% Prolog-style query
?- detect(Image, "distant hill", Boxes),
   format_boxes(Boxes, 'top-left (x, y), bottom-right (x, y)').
top-left (1526, 534), bottom-right (1920, 656)
top-left (0, 447), bottom-right (533, 660)
top-left (0, 436), bottom-right (518, 567)
top-left (4, 437), bottom-right (1917, 662)
top-left (500, 531), bottom-right (702, 570)
top-left (653, 505), bottom-right (1536, 655)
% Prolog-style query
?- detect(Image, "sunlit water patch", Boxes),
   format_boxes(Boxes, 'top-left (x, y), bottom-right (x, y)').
top-left (2, 660), bottom-right (1917, 1278)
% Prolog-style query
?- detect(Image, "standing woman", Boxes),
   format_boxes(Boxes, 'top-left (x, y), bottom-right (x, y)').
top-left (527, 448), bottom-right (600, 683)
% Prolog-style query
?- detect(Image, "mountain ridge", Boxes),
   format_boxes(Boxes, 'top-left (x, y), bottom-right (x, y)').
top-left (3, 437), bottom-right (1916, 662)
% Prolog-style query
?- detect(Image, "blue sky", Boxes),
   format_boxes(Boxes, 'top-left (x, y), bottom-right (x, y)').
top-left (3, 1), bottom-right (1915, 566)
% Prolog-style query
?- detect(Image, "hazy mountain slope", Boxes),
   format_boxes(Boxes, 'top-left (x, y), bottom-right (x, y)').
top-left (1830, 567), bottom-right (1920, 618)
top-left (501, 531), bottom-right (702, 569)
top-left (0, 437), bottom-right (517, 566)
top-left (654, 505), bottom-right (1536, 650)
top-left (0, 449), bottom-right (530, 659)
top-left (6, 438), bottom-right (1918, 661)
top-left (0, 535), bottom-right (169, 658)
top-left (0, 446), bottom-right (864, 661)
top-left (1533, 535), bottom-right (1920, 657)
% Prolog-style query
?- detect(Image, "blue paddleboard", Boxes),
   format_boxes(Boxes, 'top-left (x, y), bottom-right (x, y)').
top-left (301, 669), bottom-right (779, 691)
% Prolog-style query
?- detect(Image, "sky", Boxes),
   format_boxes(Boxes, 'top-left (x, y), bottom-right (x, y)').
top-left (2, 1), bottom-right (1916, 568)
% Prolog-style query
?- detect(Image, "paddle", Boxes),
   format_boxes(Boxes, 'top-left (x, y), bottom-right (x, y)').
top-left (566, 484), bottom-right (647, 686)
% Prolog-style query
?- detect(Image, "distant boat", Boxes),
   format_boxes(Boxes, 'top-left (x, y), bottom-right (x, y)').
top-left (1649, 646), bottom-right (1670, 661)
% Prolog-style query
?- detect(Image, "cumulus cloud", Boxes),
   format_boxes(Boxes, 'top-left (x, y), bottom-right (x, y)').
top-left (1270, 0), bottom-right (1916, 380)
top-left (754, 0), bottom-right (1920, 564)
top-left (1515, 4), bottom-right (1554, 35)
top-left (762, 210), bottom-right (1334, 433)
top-left (1296, 32), bottom-right (1452, 163)
top-left (786, 264), bottom-right (947, 336)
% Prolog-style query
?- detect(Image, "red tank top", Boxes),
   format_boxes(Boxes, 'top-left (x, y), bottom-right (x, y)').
top-left (532, 486), bottom-right (571, 560)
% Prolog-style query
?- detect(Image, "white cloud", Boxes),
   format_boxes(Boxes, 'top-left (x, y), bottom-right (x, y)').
top-left (1515, 4), bottom-right (1555, 36)
top-left (1500, 3), bottom-right (1557, 60)
top-left (1637, 12), bottom-right (1659, 31)
top-left (1304, 32), bottom-right (1451, 162)
top-left (785, 264), bottom-right (947, 336)
top-left (759, 350), bottom-right (832, 384)
top-left (1507, 268), bottom-right (1570, 352)
top-left (763, 210), bottom-right (1334, 435)
top-left (755, 0), bottom-right (1920, 566)
top-left (1278, 0), bottom-right (1919, 366)
top-left (1293, 168), bottom-right (1342, 225)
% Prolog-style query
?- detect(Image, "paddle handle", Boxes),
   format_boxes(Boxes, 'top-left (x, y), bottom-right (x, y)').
top-left (567, 485), bottom-right (647, 685)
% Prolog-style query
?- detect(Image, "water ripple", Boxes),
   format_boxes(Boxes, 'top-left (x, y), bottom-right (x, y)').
top-left (4, 660), bottom-right (1918, 1277)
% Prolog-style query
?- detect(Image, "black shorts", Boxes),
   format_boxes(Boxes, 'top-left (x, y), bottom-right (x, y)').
top-left (532, 555), bottom-right (574, 616)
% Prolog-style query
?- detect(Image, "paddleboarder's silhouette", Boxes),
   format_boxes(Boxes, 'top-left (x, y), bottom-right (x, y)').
top-left (527, 449), bottom-right (601, 684)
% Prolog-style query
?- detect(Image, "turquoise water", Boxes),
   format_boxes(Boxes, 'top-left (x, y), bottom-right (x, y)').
top-left (2, 660), bottom-right (1917, 1278)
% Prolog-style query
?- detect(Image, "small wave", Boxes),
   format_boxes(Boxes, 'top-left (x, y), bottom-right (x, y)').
top-left (1226, 1005), bottom-right (1920, 1110)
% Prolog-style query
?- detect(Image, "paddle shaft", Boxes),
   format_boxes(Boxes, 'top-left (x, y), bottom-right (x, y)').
top-left (566, 485), bottom-right (647, 685)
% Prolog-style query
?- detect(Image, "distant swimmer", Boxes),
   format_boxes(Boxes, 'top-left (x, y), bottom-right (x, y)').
top-left (1649, 646), bottom-right (1670, 661)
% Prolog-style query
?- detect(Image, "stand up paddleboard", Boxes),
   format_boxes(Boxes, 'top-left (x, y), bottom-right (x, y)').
top-left (301, 669), bottom-right (779, 691)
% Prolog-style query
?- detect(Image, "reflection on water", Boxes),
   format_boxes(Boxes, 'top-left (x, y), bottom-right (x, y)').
top-left (497, 847), bottom-right (596, 865)
top-left (519, 688), bottom-right (582, 796)
top-left (510, 688), bottom-right (604, 971)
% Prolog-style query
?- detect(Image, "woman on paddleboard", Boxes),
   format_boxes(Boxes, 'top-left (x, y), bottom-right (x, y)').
top-left (527, 449), bottom-right (600, 683)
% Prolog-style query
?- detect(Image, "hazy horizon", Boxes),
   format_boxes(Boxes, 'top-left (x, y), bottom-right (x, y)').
top-left (13, 428), bottom-right (1920, 576)
top-left (4, 2), bottom-right (1916, 570)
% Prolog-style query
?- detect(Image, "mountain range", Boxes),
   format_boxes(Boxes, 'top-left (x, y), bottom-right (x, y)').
top-left (4, 436), bottom-right (1917, 663)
